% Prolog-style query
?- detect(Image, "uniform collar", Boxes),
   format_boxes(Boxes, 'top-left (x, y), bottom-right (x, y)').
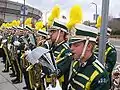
top-left (79, 61), bottom-right (87, 67)
top-left (51, 40), bottom-right (66, 51)
top-left (79, 54), bottom-right (96, 68)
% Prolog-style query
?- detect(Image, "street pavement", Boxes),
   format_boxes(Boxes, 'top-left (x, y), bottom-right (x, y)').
top-left (0, 38), bottom-right (120, 90)
top-left (0, 58), bottom-right (26, 90)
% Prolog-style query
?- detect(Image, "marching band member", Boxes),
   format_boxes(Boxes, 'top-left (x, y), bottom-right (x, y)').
top-left (94, 16), bottom-right (117, 89)
top-left (45, 5), bottom-right (73, 90)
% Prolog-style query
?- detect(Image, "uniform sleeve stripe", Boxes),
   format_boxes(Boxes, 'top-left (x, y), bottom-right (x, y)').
top-left (72, 78), bottom-right (85, 88)
top-left (56, 57), bottom-right (65, 63)
top-left (54, 51), bottom-right (60, 54)
top-left (56, 48), bottom-right (65, 60)
top-left (94, 60), bottom-right (105, 69)
top-left (73, 69), bottom-right (89, 80)
top-left (68, 84), bottom-right (76, 90)
top-left (63, 43), bottom-right (69, 49)
top-left (72, 61), bottom-right (78, 67)
top-left (93, 61), bottom-right (103, 73)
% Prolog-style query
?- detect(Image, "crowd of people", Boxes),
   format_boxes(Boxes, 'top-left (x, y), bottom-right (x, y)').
top-left (0, 4), bottom-right (117, 90)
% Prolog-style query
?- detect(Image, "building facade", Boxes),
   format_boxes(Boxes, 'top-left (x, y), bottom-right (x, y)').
top-left (0, 0), bottom-right (42, 22)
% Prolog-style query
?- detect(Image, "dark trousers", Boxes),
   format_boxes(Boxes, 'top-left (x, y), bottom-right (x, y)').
top-left (13, 58), bottom-right (22, 82)
top-left (0, 48), bottom-right (6, 63)
top-left (23, 68), bottom-right (33, 90)
top-left (5, 59), bottom-right (9, 71)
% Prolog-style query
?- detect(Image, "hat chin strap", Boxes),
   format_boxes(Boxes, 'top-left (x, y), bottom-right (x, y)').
top-left (79, 37), bottom-right (89, 62)
top-left (55, 30), bottom-right (61, 43)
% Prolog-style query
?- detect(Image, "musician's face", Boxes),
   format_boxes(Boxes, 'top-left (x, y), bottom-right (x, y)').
top-left (19, 30), bottom-right (23, 35)
top-left (70, 41), bottom-right (85, 59)
top-left (36, 36), bottom-right (43, 43)
top-left (49, 30), bottom-right (58, 42)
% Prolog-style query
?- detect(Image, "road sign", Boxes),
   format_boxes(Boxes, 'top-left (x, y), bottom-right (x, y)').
top-left (20, 4), bottom-right (28, 15)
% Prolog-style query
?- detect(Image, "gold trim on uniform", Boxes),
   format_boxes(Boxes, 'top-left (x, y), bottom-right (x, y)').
top-left (72, 78), bottom-right (85, 88)
top-left (73, 69), bottom-right (89, 80)
top-left (54, 51), bottom-right (60, 54)
top-left (72, 61), bottom-right (78, 67)
top-left (85, 70), bottom-right (99, 90)
top-left (56, 48), bottom-right (65, 61)
top-left (93, 62), bottom-right (103, 73)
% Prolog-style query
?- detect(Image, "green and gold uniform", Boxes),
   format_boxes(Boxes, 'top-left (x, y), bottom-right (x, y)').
top-left (104, 42), bottom-right (117, 75)
top-left (2, 41), bottom-right (10, 72)
top-left (68, 54), bottom-right (110, 90)
top-left (46, 41), bottom-right (72, 90)
top-left (94, 42), bottom-right (117, 87)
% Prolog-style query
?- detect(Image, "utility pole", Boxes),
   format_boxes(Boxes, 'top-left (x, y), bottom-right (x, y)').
top-left (91, 2), bottom-right (98, 24)
top-left (98, 0), bottom-right (110, 65)
top-left (45, 11), bottom-right (49, 24)
top-left (23, 0), bottom-right (25, 28)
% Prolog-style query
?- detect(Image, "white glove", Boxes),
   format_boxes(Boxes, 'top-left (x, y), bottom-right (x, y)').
top-left (2, 39), bottom-right (7, 44)
top-left (17, 50), bottom-right (20, 53)
top-left (8, 44), bottom-right (12, 50)
top-left (46, 80), bottom-right (62, 90)
top-left (25, 50), bottom-right (31, 56)
top-left (13, 41), bottom-right (20, 46)
top-left (0, 35), bottom-right (3, 39)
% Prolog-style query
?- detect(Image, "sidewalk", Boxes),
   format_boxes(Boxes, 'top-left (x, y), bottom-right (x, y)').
top-left (0, 58), bottom-right (25, 90)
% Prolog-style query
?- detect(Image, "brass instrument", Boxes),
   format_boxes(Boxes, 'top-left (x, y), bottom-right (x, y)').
top-left (51, 73), bottom-right (57, 87)
top-left (25, 61), bottom-right (44, 89)
top-left (9, 45), bottom-right (17, 74)
top-left (32, 63), bottom-right (43, 88)
top-left (21, 54), bottom-right (29, 69)
top-left (26, 47), bottom-right (58, 89)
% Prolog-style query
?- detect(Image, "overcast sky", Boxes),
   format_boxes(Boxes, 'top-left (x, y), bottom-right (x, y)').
top-left (10, 0), bottom-right (120, 21)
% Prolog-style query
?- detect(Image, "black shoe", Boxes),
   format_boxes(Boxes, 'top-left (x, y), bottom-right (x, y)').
top-left (9, 65), bottom-right (12, 67)
top-left (10, 74), bottom-right (16, 77)
top-left (9, 73), bottom-right (15, 75)
top-left (23, 86), bottom-right (28, 89)
top-left (2, 70), bottom-right (9, 73)
top-left (1, 61), bottom-right (5, 63)
top-left (10, 67), bottom-right (12, 70)
top-left (12, 80), bottom-right (22, 84)
top-left (11, 78), bottom-right (18, 82)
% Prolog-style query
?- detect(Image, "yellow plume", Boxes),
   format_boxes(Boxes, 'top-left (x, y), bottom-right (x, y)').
top-left (96, 16), bottom-right (102, 28)
top-left (51, 5), bottom-right (60, 19)
top-left (35, 21), bottom-right (44, 30)
top-left (6, 23), bottom-right (9, 28)
top-left (47, 5), bottom-right (60, 26)
top-left (27, 24), bottom-right (32, 28)
top-left (10, 22), bottom-right (13, 27)
top-left (48, 15), bottom-right (54, 27)
top-left (24, 18), bottom-right (32, 27)
top-left (7, 23), bottom-right (12, 28)
top-left (12, 20), bottom-right (18, 27)
top-left (0, 23), bottom-right (6, 28)
top-left (67, 5), bottom-right (83, 29)
top-left (0, 23), bottom-right (6, 30)
top-left (4, 23), bottom-right (7, 28)
top-left (6, 23), bottom-right (12, 28)
top-left (42, 27), bottom-right (46, 31)
top-left (16, 20), bottom-right (21, 27)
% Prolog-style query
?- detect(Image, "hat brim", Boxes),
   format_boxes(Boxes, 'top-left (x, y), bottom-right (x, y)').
top-left (69, 39), bottom-right (84, 44)
top-left (37, 30), bottom-right (48, 37)
top-left (69, 36), bottom-right (97, 44)
top-left (48, 26), bottom-right (69, 34)
top-left (24, 25), bottom-right (34, 32)
top-left (48, 28), bottom-right (57, 31)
